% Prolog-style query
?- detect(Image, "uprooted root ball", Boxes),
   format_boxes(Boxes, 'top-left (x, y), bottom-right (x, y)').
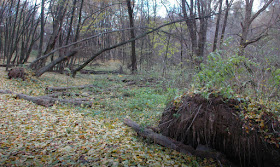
top-left (159, 92), bottom-right (280, 167)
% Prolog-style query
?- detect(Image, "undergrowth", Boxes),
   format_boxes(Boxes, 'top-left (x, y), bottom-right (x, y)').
top-left (193, 50), bottom-right (280, 105)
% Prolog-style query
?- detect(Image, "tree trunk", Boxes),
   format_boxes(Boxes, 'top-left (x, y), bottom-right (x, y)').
top-left (37, 0), bottom-right (45, 59)
top-left (65, 0), bottom-right (77, 45)
top-left (35, 0), bottom-right (68, 70)
top-left (219, 0), bottom-right (232, 48)
top-left (126, 0), bottom-right (137, 74)
top-left (181, 0), bottom-right (211, 65)
top-left (212, 0), bottom-right (223, 52)
top-left (6, 0), bottom-right (20, 71)
top-left (182, 0), bottom-right (198, 59)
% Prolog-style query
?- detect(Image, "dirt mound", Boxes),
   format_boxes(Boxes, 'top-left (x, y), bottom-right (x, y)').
top-left (159, 93), bottom-right (280, 167)
top-left (8, 67), bottom-right (26, 80)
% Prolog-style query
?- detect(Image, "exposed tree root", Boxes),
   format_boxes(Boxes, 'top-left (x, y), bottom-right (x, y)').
top-left (159, 93), bottom-right (280, 167)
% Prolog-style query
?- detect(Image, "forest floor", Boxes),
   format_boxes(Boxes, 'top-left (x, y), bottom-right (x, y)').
top-left (0, 68), bottom-right (217, 166)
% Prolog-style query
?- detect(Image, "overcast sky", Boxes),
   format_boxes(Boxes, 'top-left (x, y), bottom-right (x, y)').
top-left (28, 0), bottom-right (262, 17)
top-left (158, 0), bottom-right (262, 17)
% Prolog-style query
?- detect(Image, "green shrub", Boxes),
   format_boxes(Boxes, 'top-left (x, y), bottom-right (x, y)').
top-left (193, 51), bottom-right (257, 98)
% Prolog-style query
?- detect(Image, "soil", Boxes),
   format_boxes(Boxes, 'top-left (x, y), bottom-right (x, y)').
top-left (159, 92), bottom-right (280, 167)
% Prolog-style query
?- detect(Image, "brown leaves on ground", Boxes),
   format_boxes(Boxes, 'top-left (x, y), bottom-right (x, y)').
top-left (0, 69), bottom-right (210, 166)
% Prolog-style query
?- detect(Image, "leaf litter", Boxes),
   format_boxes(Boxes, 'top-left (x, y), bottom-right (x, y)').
top-left (0, 69), bottom-right (214, 166)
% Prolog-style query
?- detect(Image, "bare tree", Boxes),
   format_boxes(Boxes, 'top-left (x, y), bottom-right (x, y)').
top-left (238, 0), bottom-right (274, 56)
top-left (33, 0), bottom-right (69, 70)
top-left (1, 0), bottom-right (39, 69)
top-left (181, 0), bottom-right (213, 64)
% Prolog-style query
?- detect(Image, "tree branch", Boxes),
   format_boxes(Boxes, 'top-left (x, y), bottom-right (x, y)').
top-left (71, 16), bottom-right (212, 77)
top-left (29, 27), bottom-right (143, 69)
top-left (243, 33), bottom-right (267, 47)
top-left (249, 0), bottom-right (274, 24)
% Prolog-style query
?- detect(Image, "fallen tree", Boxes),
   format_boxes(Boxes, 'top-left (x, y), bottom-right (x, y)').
top-left (124, 118), bottom-right (234, 166)
top-left (0, 89), bottom-right (92, 107)
top-left (35, 51), bottom-right (78, 77)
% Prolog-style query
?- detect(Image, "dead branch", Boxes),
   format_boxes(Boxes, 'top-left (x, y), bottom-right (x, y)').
top-left (45, 84), bottom-right (98, 93)
top-left (79, 69), bottom-right (124, 75)
top-left (41, 92), bottom-right (73, 98)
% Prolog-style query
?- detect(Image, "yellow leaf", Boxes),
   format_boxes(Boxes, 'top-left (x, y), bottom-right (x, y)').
top-left (260, 121), bottom-right (265, 128)
top-left (265, 135), bottom-right (269, 139)
top-left (79, 135), bottom-right (86, 140)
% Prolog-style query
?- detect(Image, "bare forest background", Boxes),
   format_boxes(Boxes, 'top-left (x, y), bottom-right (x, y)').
top-left (0, 0), bottom-right (280, 166)
top-left (0, 0), bottom-right (279, 98)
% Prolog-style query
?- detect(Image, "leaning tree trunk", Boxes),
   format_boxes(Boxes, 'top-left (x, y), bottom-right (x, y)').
top-left (35, 51), bottom-right (77, 77)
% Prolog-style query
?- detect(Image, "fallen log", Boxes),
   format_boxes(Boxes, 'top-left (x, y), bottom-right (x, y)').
top-left (17, 94), bottom-right (92, 107)
top-left (0, 89), bottom-right (92, 107)
top-left (41, 92), bottom-right (82, 98)
top-left (50, 98), bottom-right (92, 107)
top-left (0, 90), bottom-right (14, 94)
top-left (16, 93), bottom-right (54, 107)
top-left (0, 64), bottom-right (16, 67)
top-left (45, 84), bottom-right (98, 93)
top-left (79, 69), bottom-right (124, 75)
top-left (41, 92), bottom-right (72, 98)
top-left (124, 118), bottom-right (233, 166)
